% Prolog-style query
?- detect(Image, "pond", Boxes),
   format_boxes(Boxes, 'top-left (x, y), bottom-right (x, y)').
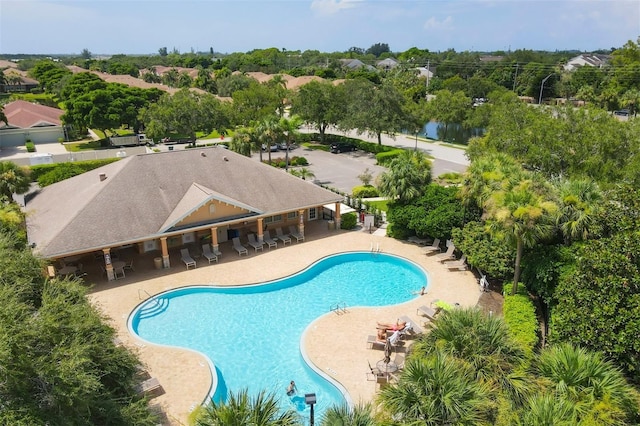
top-left (418, 121), bottom-right (484, 144)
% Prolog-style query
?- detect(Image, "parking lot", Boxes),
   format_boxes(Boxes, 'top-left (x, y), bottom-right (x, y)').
top-left (252, 147), bottom-right (386, 194)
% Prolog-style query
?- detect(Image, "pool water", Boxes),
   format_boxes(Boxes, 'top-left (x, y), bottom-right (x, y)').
top-left (129, 252), bottom-right (427, 419)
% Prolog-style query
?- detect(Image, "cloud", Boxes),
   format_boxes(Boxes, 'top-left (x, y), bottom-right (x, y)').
top-left (423, 16), bottom-right (454, 31)
top-left (310, 0), bottom-right (361, 16)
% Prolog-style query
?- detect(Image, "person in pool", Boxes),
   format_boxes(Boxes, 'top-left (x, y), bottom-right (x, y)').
top-left (286, 380), bottom-right (297, 396)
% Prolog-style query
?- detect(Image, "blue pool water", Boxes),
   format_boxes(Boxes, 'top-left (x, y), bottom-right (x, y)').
top-left (129, 252), bottom-right (427, 419)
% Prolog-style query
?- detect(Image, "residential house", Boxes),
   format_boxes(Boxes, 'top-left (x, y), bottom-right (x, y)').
top-left (0, 100), bottom-right (65, 147)
top-left (564, 54), bottom-right (610, 71)
top-left (376, 58), bottom-right (399, 70)
top-left (339, 59), bottom-right (376, 71)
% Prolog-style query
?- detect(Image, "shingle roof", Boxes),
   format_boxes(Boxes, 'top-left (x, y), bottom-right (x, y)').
top-left (2, 100), bottom-right (63, 128)
top-left (25, 147), bottom-right (342, 257)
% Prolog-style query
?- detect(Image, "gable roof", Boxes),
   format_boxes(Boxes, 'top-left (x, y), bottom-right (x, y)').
top-left (2, 100), bottom-right (63, 128)
top-left (377, 58), bottom-right (399, 68)
top-left (564, 54), bottom-right (610, 71)
top-left (25, 147), bottom-right (342, 257)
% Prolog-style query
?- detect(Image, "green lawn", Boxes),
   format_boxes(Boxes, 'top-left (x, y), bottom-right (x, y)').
top-left (301, 142), bottom-right (330, 152)
top-left (365, 199), bottom-right (389, 211)
top-left (66, 140), bottom-right (108, 152)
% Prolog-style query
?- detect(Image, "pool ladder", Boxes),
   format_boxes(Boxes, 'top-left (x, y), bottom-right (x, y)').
top-left (370, 242), bottom-right (381, 253)
top-left (330, 302), bottom-right (348, 315)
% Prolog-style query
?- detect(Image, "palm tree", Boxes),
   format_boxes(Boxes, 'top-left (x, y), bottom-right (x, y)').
top-left (554, 178), bottom-right (603, 243)
top-left (256, 116), bottom-right (280, 164)
top-left (320, 403), bottom-right (376, 426)
top-left (0, 161), bottom-right (31, 200)
top-left (267, 74), bottom-right (290, 117)
top-left (289, 167), bottom-right (315, 181)
top-left (229, 127), bottom-right (253, 157)
top-left (278, 115), bottom-right (303, 170)
top-left (378, 351), bottom-right (491, 425)
top-left (534, 344), bottom-right (640, 424)
top-left (485, 176), bottom-right (558, 295)
top-left (412, 308), bottom-right (532, 406)
top-left (459, 152), bottom-right (525, 210)
top-left (194, 389), bottom-right (301, 426)
top-left (377, 150), bottom-right (431, 204)
top-left (521, 394), bottom-right (578, 426)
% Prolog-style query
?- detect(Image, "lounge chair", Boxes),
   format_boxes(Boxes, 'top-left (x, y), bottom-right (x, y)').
top-left (180, 248), bottom-right (197, 269)
top-left (408, 235), bottom-right (429, 245)
top-left (416, 305), bottom-right (440, 321)
top-left (247, 233), bottom-right (265, 252)
top-left (232, 237), bottom-right (248, 256)
top-left (445, 254), bottom-right (467, 270)
top-left (201, 244), bottom-right (219, 264)
top-left (212, 246), bottom-right (222, 257)
top-left (135, 377), bottom-right (163, 397)
top-left (288, 225), bottom-right (304, 242)
top-left (398, 315), bottom-right (424, 335)
top-left (275, 227), bottom-right (291, 245)
top-left (263, 230), bottom-right (278, 249)
top-left (434, 244), bottom-right (456, 262)
top-left (421, 238), bottom-right (441, 254)
top-left (366, 335), bottom-right (387, 349)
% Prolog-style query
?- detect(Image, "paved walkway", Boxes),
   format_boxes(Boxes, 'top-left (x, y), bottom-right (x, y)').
top-left (87, 227), bottom-right (481, 425)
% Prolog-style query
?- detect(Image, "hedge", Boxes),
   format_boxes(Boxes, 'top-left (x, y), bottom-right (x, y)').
top-left (340, 212), bottom-right (357, 230)
top-left (29, 158), bottom-right (120, 183)
top-left (502, 282), bottom-right (539, 354)
top-left (375, 149), bottom-right (405, 166)
top-left (25, 141), bottom-right (36, 152)
top-left (352, 185), bottom-right (379, 198)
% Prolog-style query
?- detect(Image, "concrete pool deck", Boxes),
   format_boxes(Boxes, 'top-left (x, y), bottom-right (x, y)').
top-left (88, 226), bottom-right (482, 425)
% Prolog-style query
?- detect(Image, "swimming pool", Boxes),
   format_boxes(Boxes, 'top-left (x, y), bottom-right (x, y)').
top-left (128, 251), bottom-right (428, 419)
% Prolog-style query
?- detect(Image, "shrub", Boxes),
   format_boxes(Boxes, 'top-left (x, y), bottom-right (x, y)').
top-left (30, 158), bottom-right (120, 183)
top-left (503, 282), bottom-right (539, 354)
top-left (352, 185), bottom-right (379, 198)
top-left (340, 212), bottom-right (357, 230)
top-left (375, 149), bottom-right (404, 166)
top-left (25, 141), bottom-right (36, 152)
top-left (292, 156), bottom-right (308, 166)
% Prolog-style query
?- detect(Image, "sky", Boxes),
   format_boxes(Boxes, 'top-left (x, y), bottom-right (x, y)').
top-left (1, 0), bottom-right (639, 55)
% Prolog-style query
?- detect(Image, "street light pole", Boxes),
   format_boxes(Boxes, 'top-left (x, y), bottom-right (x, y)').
top-left (539, 73), bottom-right (553, 105)
top-left (305, 393), bottom-right (316, 426)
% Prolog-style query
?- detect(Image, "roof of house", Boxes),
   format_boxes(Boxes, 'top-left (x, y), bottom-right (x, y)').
top-left (1, 100), bottom-right (63, 128)
top-left (25, 147), bottom-right (342, 257)
top-left (376, 58), bottom-right (399, 68)
top-left (564, 54), bottom-right (610, 71)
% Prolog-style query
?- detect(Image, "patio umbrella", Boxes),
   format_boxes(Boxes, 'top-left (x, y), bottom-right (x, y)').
top-left (383, 339), bottom-right (392, 364)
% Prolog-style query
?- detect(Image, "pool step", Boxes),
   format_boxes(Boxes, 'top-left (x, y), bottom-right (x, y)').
top-left (137, 297), bottom-right (169, 319)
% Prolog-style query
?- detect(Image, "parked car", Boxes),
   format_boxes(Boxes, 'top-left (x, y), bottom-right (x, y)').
top-left (614, 109), bottom-right (630, 116)
top-left (330, 143), bottom-right (356, 153)
top-left (278, 142), bottom-right (297, 151)
top-left (261, 144), bottom-right (279, 152)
